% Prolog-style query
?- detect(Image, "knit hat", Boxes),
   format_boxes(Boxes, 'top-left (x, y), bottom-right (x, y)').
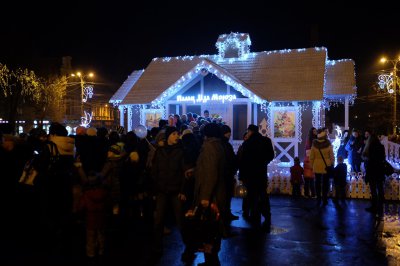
top-left (155, 130), bottom-right (166, 144)
top-left (86, 127), bottom-right (97, 136)
top-left (189, 121), bottom-right (198, 128)
top-left (165, 126), bottom-right (178, 141)
top-left (221, 124), bottom-right (231, 135)
top-left (181, 128), bottom-right (193, 137)
top-left (203, 123), bottom-right (221, 138)
top-left (109, 144), bottom-right (122, 155)
top-left (317, 131), bottom-right (327, 139)
top-left (247, 124), bottom-right (259, 133)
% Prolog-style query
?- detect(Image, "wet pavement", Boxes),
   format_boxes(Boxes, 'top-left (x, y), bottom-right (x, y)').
top-left (1, 196), bottom-right (390, 266)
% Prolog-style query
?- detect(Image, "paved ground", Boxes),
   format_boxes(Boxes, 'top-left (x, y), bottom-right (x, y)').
top-left (1, 196), bottom-right (391, 266)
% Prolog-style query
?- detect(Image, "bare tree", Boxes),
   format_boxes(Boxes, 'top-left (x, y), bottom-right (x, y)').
top-left (35, 75), bottom-right (67, 126)
top-left (0, 63), bottom-right (41, 134)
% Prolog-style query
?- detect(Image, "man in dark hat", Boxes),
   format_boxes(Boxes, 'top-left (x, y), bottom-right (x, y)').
top-left (220, 125), bottom-right (239, 222)
top-left (239, 124), bottom-right (275, 231)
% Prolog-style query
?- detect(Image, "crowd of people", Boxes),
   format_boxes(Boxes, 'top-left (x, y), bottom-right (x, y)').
top-left (295, 126), bottom-right (387, 219)
top-left (0, 115), bottom-right (390, 265)
top-left (0, 110), bottom-right (275, 266)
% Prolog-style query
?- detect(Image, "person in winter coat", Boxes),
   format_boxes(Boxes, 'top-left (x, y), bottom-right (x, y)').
top-left (345, 129), bottom-right (364, 173)
top-left (192, 123), bottom-right (226, 266)
top-left (362, 133), bottom-right (386, 219)
top-left (310, 129), bottom-right (334, 206)
top-left (239, 124), bottom-right (274, 229)
top-left (78, 173), bottom-right (109, 260)
top-left (220, 125), bottom-right (239, 221)
top-left (150, 126), bottom-right (188, 262)
top-left (333, 155), bottom-right (347, 203)
top-left (290, 157), bottom-right (304, 197)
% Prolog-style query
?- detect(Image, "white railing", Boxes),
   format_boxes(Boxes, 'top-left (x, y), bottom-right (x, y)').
top-left (382, 136), bottom-right (400, 170)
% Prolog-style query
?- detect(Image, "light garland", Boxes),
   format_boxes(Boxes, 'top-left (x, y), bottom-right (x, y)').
top-left (82, 85), bottom-right (94, 103)
top-left (312, 101), bottom-right (322, 128)
top-left (215, 32), bottom-right (251, 60)
top-left (80, 111), bottom-right (92, 128)
top-left (151, 60), bottom-right (265, 107)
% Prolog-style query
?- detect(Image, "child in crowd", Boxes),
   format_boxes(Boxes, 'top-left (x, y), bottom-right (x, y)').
top-left (78, 173), bottom-right (110, 260)
top-left (333, 155), bottom-right (348, 203)
top-left (290, 157), bottom-right (304, 197)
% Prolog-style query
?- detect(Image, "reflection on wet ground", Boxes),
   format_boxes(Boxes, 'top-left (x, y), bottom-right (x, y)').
top-left (1, 196), bottom-right (389, 266)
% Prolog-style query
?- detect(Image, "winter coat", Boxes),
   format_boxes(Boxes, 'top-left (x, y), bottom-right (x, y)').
top-left (303, 150), bottom-right (315, 179)
top-left (78, 185), bottom-right (109, 230)
top-left (310, 139), bottom-right (334, 174)
top-left (101, 156), bottom-right (124, 203)
top-left (345, 135), bottom-right (363, 167)
top-left (151, 143), bottom-right (185, 194)
top-left (334, 163), bottom-right (347, 187)
top-left (194, 137), bottom-right (226, 211)
top-left (290, 164), bottom-right (304, 184)
top-left (239, 132), bottom-right (275, 182)
top-left (363, 137), bottom-right (386, 183)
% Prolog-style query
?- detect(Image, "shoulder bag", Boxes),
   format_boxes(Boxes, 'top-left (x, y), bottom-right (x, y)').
top-left (318, 148), bottom-right (334, 178)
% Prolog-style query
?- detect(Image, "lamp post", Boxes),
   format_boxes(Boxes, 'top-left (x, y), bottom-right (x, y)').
top-left (378, 57), bottom-right (400, 135)
top-left (69, 72), bottom-right (94, 127)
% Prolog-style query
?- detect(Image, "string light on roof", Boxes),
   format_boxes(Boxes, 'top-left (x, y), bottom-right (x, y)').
top-left (151, 60), bottom-right (266, 107)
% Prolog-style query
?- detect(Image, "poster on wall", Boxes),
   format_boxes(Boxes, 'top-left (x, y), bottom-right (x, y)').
top-left (268, 105), bottom-right (301, 142)
top-left (142, 109), bottom-right (163, 129)
top-left (273, 110), bottom-right (296, 138)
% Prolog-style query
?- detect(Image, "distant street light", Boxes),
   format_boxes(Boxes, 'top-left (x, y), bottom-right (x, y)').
top-left (69, 72), bottom-right (95, 127)
top-left (378, 57), bottom-right (400, 134)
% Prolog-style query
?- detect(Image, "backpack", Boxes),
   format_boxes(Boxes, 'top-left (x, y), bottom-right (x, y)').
top-left (47, 141), bottom-right (60, 176)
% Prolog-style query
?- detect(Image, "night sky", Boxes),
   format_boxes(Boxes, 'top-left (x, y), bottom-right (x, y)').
top-left (2, 1), bottom-right (400, 123)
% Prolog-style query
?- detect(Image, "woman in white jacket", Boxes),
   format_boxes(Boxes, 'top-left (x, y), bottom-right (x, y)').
top-left (310, 129), bottom-right (334, 206)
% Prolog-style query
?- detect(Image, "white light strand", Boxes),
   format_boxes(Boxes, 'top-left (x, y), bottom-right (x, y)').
top-left (312, 101), bottom-right (322, 128)
top-left (80, 111), bottom-right (92, 128)
top-left (150, 60), bottom-right (265, 107)
top-left (82, 85), bottom-right (94, 103)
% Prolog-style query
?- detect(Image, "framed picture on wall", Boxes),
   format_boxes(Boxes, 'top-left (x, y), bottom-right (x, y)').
top-left (141, 109), bottom-right (163, 129)
top-left (270, 106), bottom-right (299, 141)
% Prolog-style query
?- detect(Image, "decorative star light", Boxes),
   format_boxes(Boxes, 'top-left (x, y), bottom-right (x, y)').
top-left (82, 85), bottom-right (94, 102)
top-left (80, 111), bottom-right (93, 128)
top-left (378, 74), bottom-right (394, 93)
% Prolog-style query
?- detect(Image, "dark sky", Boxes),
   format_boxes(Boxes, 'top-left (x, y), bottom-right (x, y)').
top-left (1, 1), bottom-right (400, 96)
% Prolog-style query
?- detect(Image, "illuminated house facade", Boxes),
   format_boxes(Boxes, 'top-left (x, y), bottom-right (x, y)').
top-left (110, 33), bottom-right (356, 163)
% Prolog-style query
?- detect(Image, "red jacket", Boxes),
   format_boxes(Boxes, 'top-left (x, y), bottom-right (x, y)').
top-left (290, 164), bottom-right (304, 184)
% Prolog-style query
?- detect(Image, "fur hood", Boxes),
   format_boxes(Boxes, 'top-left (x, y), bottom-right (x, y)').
top-left (49, 135), bottom-right (75, 156)
top-left (312, 138), bottom-right (331, 150)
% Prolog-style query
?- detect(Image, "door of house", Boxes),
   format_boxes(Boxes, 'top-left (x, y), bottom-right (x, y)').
top-left (202, 104), bottom-right (231, 128)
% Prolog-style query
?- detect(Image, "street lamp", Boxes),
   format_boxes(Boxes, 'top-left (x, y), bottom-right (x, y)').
top-left (378, 56), bottom-right (400, 134)
top-left (69, 72), bottom-right (95, 127)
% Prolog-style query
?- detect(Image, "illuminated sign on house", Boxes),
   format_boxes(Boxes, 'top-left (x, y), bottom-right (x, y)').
top-left (177, 94), bottom-right (237, 104)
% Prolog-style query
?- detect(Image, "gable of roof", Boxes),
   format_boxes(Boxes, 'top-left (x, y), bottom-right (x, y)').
top-left (110, 70), bottom-right (144, 104)
top-left (121, 58), bottom-right (204, 105)
top-left (325, 60), bottom-right (356, 98)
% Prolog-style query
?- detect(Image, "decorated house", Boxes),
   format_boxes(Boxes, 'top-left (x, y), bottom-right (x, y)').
top-left (110, 33), bottom-right (356, 164)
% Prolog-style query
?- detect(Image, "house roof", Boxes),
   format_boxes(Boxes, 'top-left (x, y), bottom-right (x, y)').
top-left (109, 70), bottom-right (144, 103)
top-left (325, 60), bottom-right (356, 99)
top-left (117, 47), bottom-right (356, 105)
